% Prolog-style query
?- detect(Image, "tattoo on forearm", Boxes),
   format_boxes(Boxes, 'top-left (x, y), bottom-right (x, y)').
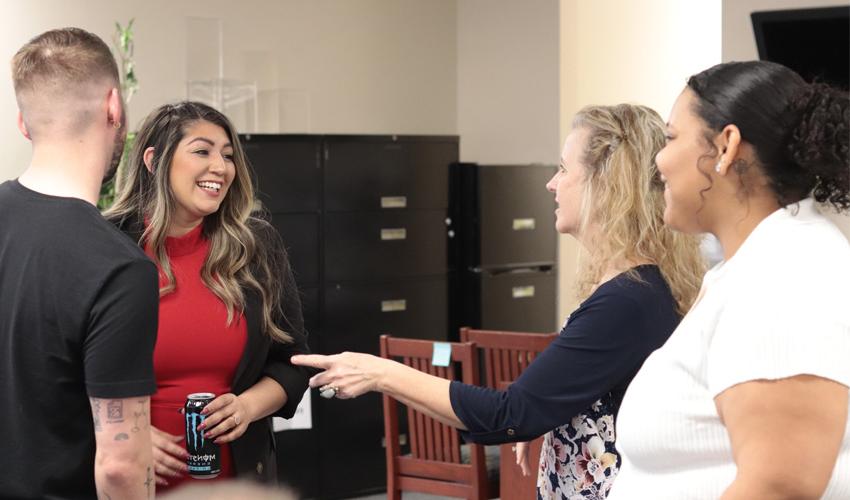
top-left (114, 433), bottom-right (129, 441)
top-left (106, 400), bottom-right (124, 423)
top-left (144, 466), bottom-right (153, 498)
top-left (132, 399), bottom-right (148, 433)
top-left (91, 399), bottom-right (102, 432)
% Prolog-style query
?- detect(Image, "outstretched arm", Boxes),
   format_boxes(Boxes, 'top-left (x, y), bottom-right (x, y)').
top-left (292, 352), bottom-right (464, 429)
top-left (294, 289), bottom-right (669, 445)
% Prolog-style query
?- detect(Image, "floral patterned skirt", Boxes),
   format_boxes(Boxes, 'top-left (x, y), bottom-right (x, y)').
top-left (536, 397), bottom-right (620, 499)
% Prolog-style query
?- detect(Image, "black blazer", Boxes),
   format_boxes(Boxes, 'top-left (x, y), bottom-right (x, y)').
top-left (116, 217), bottom-right (313, 484)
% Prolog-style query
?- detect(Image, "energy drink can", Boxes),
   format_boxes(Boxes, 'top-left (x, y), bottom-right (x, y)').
top-left (184, 393), bottom-right (221, 479)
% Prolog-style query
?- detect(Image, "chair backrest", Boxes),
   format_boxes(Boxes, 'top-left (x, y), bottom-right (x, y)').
top-left (459, 327), bottom-right (557, 389)
top-left (459, 328), bottom-right (557, 500)
top-left (380, 335), bottom-right (490, 499)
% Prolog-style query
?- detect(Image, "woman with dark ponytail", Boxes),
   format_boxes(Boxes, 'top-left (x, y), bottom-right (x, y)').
top-left (608, 61), bottom-right (850, 499)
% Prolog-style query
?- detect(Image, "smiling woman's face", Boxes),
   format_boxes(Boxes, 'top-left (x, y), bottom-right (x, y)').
top-left (168, 120), bottom-right (236, 227)
top-left (656, 88), bottom-right (717, 234)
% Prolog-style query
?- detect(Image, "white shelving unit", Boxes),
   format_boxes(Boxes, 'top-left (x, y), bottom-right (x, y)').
top-left (185, 17), bottom-right (258, 132)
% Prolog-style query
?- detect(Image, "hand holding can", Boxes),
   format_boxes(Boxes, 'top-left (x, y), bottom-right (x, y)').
top-left (184, 393), bottom-right (221, 479)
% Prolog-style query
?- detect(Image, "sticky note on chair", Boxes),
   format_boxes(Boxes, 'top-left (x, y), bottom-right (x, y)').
top-left (432, 342), bottom-right (452, 367)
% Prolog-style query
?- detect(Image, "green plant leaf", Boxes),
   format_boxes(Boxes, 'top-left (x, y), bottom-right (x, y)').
top-left (99, 19), bottom-right (140, 210)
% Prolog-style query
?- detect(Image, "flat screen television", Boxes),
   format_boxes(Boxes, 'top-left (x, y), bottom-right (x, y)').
top-left (751, 6), bottom-right (849, 89)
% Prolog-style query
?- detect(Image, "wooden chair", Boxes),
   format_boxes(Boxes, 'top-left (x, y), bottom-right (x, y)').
top-left (380, 335), bottom-right (495, 500)
top-left (459, 327), bottom-right (558, 500)
top-left (459, 327), bottom-right (558, 390)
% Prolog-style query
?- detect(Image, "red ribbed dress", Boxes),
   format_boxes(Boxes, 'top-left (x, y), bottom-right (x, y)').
top-left (147, 223), bottom-right (247, 492)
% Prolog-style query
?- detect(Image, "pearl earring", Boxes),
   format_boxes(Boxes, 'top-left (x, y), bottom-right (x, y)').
top-left (714, 162), bottom-right (722, 173)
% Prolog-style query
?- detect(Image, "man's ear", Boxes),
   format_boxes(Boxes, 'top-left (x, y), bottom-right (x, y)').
top-left (17, 111), bottom-right (31, 141)
top-left (143, 147), bottom-right (156, 173)
top-left (106, 87), bottom-right (123, 129)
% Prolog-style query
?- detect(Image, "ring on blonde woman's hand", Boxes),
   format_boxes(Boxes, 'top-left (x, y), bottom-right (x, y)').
top-left (319, 385), bottom-right (339, 399)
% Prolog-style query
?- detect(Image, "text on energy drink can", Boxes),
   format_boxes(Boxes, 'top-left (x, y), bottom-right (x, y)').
top-left (184, 392), bottom-right (221, 479)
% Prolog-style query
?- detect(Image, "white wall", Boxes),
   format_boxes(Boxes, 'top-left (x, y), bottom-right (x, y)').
top-left (557, 0), bottom-right (722, 317)
top-left (0, 0), bottom-right (458, 181)
top-left (722, 0), bottom-right (850, 239)
top-left (456, 0), bottom-right (560, 165)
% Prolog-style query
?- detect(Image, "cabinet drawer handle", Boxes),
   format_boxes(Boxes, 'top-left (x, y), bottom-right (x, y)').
top-left (381, 196), bottom-right (407, 209)
top-left (381, 299), bottom-right (407, 312)
top-left (380, 228), bottom-right (407, 241)
top-left (512, 286), bottom-right (535, 299)
top-left (513, 218), bottom-right (536, 231)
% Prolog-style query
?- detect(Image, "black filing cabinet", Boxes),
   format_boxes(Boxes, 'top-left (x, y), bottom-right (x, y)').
top-left (450, 163), bottom-right (558, 336)
top-left (243, 134), bottom-right (457, 499)
top-left (242, 134), bottom-right (322, 499)
top-left (317, 136), bottom-right (454, 498)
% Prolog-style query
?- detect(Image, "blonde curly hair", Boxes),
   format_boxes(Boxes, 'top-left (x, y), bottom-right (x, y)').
top-left (572, 104), bottom-right (705, 314)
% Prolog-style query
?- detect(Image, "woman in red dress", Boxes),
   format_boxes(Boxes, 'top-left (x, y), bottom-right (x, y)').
top-left (105, 102), bottom-right (313, 492)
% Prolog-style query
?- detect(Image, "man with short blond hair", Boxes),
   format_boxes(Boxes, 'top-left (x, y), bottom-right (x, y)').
top-left (0, 27), bottom-right (158, 499)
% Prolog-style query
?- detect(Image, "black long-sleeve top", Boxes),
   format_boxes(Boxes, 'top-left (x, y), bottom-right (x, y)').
top-left (449, 265), bottom-right (681, 445)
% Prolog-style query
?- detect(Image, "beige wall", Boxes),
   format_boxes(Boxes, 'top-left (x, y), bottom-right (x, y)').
top-left (0, 0), bottom-right (458, 181)
top-left (557, 0), bottom-right (722, 317)
top-left (722, 0), bottom-right (850, 239)
top-left (4, 0), bottom-right (567, 326)
top-left (723, 0), bottom-right (848, 60)
top-left (456, 0), bottom-right (561, 328)
top-left (456, 0), bottom-right (560, 165)
top-left (8, 1), bottom-right (842, 322)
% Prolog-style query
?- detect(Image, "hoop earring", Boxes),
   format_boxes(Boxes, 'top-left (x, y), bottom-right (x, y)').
top-left (113, 121), bottom-right (122, 130)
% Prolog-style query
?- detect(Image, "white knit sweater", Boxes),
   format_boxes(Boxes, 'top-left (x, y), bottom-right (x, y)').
top-left (608, 199), bottom-right (850, 499)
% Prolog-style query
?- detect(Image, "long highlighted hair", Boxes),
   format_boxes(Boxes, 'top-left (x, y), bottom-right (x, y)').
top-left (573, 104), bottom-right (705, 314)
top-left (105, 101), bottom-right (295, 343)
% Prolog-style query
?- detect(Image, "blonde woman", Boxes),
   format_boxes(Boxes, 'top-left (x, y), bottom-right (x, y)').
top-left (293, 104), bottom-right (705, 498)
top-left (105, 102), bottom-right (312, 491)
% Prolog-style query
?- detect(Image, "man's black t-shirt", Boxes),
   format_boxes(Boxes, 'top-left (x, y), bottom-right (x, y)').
top-left (0, 180), bottom-right (158, 499)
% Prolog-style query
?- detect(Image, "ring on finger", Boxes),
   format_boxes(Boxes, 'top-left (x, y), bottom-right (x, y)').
top-left (319, 384), bottom-right (339, 399)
